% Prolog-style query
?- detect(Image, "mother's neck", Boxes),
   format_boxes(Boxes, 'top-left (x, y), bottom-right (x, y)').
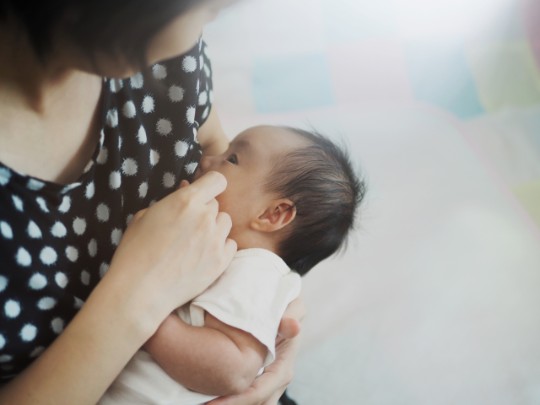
top-left (0, 21), bottom-right (91, 114)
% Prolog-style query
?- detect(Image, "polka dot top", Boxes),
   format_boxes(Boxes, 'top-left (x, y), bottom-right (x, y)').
top-left (0, 39), bottom-right (213, 381)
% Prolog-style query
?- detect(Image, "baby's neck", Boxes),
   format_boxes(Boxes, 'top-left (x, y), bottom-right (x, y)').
top-left (234, 232), bottom-right (279, 255)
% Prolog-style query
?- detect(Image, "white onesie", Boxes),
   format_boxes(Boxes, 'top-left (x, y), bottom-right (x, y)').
top-left (100, 248), bottom-right (302, 405)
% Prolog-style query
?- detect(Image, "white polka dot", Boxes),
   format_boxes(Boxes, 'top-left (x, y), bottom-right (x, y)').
top-left (96, 203), bottom-right (110, 222)
top-left (109, 171), bottom-right (122, 189)
top-left (88, 239), bottom-right (97, 257)
top-left (20, 324), bottom-right (37, 342)
top-left (96, 147), bottom-right (108, 165)
top-left (86, 181), bottom-right (95, 199)
top-left (111, 228), bottom-right (123, 246)
top-left (30, 346), bottom-right (44, 358)
top-left (51, 222), bottom-right (67, 238)
top-left (0, 221), bottom-right (13, 239)
top-left (157, 118), bottom-right (172, 135)
top-left (122, 101), bottom-right (137, 118)
top-left (130, 73), bottom-right (144, 89)
top-left (106, 108), bottom-right (118, 128)
top-left (195, 79), bottom-right (200, 94)
top-left (169, 85), bottom-right (184, 102)
top-left (99, 263), bottom-right (109, 278)
top-left (186, 106), bottom-right (196, 125)
top-left (149, 149), bottom-right (160, 166)
top-left (198, 91), bottom-right (208, 106)
top-left (0, 276), bottom-right (7, 292)
top-left (142, 95), bottom-right (155, 113)
top-left (126, 214), bottom-right (134, 225)
top-left (51, 318), bottom-right (64, 334)
top-left (29, 273), bottom-right (47, 290)
top-left (66, 246), bottom-right (79, 262)
top-left (200, 55), bottom-right (204, 70)
top-left (61, 182), bottom-right (81, 194)
top-left (182, 55), bottom-right (197, 72)
top-left (58, 196), bottom-right (71, 213)
top-left (109, 79), bottom-right (123, 93)
top-left (5, 300), bottom-right (20, 318)
top-left (137, 126), bottom-right (147, 144)
top-left (38, 297), bottom-right (57, 310)
top-left (12, 195), bottom-right (23, 211)
top-left (26, 220), bottom-right (42, 239)
top-left (152, 64), bottom-right (167, 80)
top-left (39, 246), bottom-right (58, 266)
top-left (0, 168), bottom-right (11, 186)
top-left (118, 135), bottom-right (123, 150)
top-left (175, 141), bottom-right (189, 158)
top-left (163, 172), bottom-right (176, 188)
top-left (122, 158), bottom-right (138, 176)
top-left (185, 162), bottom-right (198, 175)
top-left (83, 160), bottom-right (94, 174)
top-left (74, 297), bottom-right (84, 309)
top-left (0, 354), bottom-right (12, 363)
top-left (36, 197), bottom-right (49, 213)
top-left (27, 178), bottom-right (45, 191)
top-left (80, 271), bottom-right (90, 286)
top-left (0, 334), bottom-right (5, 350)
top-left (201, 106), bottom-right (209, 120)
top-left (138, 182), bottom-right (148, 198)
top-left (204, 64), bottom-right (211, 78)
top-left (55, 272), bottom-right (68, 288)
top-left (16, 247), bottom-right (32, 267)
top-left (73, 217), bottom-right (87, 235)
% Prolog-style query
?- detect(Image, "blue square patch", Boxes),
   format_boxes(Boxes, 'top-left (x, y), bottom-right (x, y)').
top-left (406, 43), bottom-right (484, 119)
top-left (253, 53), bottom-right (334, 113)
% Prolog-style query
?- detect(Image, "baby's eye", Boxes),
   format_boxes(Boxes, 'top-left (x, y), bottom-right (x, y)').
top-left (226, 154), bottom-right (238, 165)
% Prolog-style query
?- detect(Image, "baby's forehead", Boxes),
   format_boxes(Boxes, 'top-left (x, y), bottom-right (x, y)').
top-left (234, 126), bottom-right (309, 151)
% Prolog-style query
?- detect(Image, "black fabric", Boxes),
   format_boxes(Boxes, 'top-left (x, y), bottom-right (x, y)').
top-left (0, 38), bottom-right (213, 381)
top-left (280, 389), bottom-right (298, 405)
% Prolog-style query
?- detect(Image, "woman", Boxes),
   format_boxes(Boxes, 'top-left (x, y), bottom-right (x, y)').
top-left (0, 0), bottom-right (302, 403)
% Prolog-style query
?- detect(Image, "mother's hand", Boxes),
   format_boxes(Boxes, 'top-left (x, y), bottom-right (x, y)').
top-left (105, 170), bottom-right (237, 334)
top-left (206, 295), bottom-right (306, 405)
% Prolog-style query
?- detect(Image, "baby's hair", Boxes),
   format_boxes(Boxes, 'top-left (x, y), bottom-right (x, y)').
top-left (0, 0), bottom-right (205, 66)
top-left (265, 127), bottom-right (366, 276)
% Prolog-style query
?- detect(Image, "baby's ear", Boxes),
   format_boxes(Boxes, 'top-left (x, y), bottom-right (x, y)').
top-left (252, 199), bottom-right (296, 232)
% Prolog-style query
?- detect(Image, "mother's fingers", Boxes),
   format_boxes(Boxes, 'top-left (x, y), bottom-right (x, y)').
top-left (216, 211), bottom-right (232, 238)
top-left (277, 318), bottom-right (301, 341)
top-left (187, 171), bottom-right (227, 203)
top-left (204, 198), bottom-right (219, 219)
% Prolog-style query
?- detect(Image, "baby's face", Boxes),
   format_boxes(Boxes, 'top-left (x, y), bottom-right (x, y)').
top-left (196, 125), bottom-right (308, 240)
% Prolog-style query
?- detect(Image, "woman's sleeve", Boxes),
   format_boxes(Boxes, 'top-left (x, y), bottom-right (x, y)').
top-left (195, 40), bottom-right (214, 128)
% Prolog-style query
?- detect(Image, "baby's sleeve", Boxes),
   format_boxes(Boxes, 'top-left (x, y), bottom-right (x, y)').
top-left (189, 255), bottom-right (301, 366)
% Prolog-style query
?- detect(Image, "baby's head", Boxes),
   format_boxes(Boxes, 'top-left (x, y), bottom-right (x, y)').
top-left (198, 125), bottom-right (366, 275)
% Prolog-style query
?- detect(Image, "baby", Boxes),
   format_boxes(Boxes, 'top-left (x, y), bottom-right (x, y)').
top-left (100, 125), bottom-right (366, 404)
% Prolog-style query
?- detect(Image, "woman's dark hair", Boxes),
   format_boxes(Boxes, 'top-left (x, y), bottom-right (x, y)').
top-left (0, 0), bottom-right (205, 66)
top-left (265, 127), bottom-right (367, 276)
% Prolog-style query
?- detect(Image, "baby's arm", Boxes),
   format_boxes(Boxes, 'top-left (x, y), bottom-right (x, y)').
top-left (197, 107), bottom-right (230, 155)
top-left (145, 312), bottom-right (267, 396)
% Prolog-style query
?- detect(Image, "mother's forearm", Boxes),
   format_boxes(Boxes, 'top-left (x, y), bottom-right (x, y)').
top-left (0, 277), bottom-right (154, 405)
